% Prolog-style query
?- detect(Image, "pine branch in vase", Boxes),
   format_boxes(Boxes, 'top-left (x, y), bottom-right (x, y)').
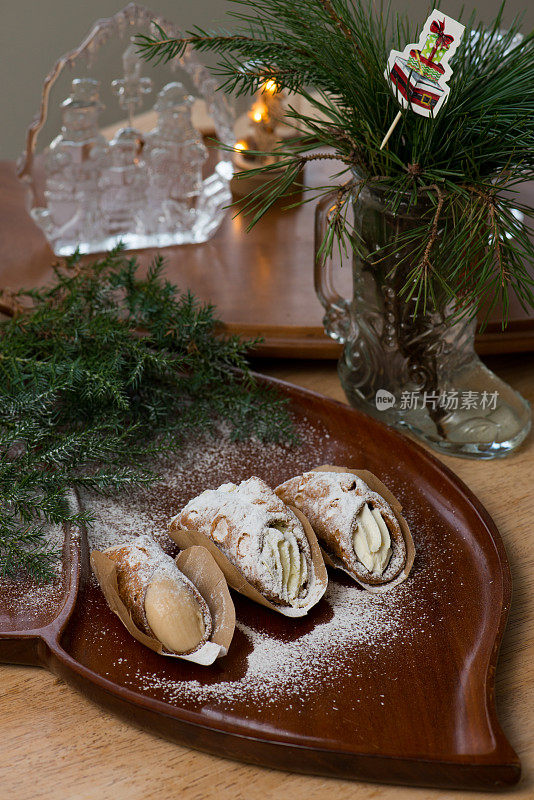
top-left (136, 0), bottom-right (534, 321)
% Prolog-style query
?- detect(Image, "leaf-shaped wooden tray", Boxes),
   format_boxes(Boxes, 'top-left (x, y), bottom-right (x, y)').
top-left (0, 377), bottom-right (520, 791)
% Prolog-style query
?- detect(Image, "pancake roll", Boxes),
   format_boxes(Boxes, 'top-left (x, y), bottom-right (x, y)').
top-left (170, 476), bottom-right (328, 616)
top-left (91, 535), bottom-right (235, 664)
top-left (275, 465), bottom-right (415, 591)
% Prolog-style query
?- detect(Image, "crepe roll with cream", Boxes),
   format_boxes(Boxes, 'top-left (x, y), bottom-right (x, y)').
top-left (275, 468), bottom-right (413, 588)
top-left (104, 535), bottom-right (212, 654)
top-left (174, 476), bottom-right (324, 611)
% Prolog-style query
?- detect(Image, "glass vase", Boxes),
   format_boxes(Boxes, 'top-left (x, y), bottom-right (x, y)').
top-left (314, 178), bottom-right (531, 459)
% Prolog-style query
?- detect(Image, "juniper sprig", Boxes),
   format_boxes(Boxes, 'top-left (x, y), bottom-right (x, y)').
top-left (0, 248), bottom-right (294, 581)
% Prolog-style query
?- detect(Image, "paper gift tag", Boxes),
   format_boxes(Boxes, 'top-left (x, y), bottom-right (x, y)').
top-left (385, 9), bottom-right (465, 118)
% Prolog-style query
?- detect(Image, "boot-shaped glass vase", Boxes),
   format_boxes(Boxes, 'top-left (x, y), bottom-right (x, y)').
top-left (314, 179), bottom-right (531, 459)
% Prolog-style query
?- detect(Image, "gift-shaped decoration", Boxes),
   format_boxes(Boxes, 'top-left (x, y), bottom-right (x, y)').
top-left (385, 9), bottom-right (464, 119)
top-left (420, 19), bottom-right (455, 64)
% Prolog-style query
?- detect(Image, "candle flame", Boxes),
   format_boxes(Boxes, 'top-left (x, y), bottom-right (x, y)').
top-left (234, 140), bottom-right (248, 152)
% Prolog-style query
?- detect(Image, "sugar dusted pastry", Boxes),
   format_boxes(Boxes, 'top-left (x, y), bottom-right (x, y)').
top-left (104, 535), bottom-right (212, 655)
top-left (276, 468), bottom-right (411, 587)
top-left (174, 476), bottom-right (318, 609)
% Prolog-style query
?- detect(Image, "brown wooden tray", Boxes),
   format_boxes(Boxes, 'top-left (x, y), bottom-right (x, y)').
top-left (0, 377), bottom-right (520, 791)
top-left (1, 160), bottom-right (533, 357)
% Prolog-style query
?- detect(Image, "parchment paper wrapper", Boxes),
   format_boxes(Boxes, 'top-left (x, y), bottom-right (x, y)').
top-left (309, 465), bottom-right (415, 593)
top-left (169, 506), bottom-right (328, 617)
top-left (90, 545), bottom-right (235, 665)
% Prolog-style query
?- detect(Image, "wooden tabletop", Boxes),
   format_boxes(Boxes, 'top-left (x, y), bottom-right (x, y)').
top-left (2, 160), bottom-right (534, 358)
top-left (1, 351), bottom-right (533, 799)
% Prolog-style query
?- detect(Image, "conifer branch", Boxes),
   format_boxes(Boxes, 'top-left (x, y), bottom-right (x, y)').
top-left (136, 0), bottom-right (534, 320)
top-left (0, 248), bottom-right (294, 581)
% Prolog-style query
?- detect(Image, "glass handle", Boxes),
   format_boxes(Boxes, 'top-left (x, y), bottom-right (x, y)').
top-left (314, 189), bottom-right (351, 345)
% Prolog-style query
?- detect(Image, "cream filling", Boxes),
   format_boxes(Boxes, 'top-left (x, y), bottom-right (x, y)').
top-left (261, 525), bottom-right (308, 603)
top-left (144, 574), bottom-right (206, 654)
top-left (353, 504), bottom-right (392, 575)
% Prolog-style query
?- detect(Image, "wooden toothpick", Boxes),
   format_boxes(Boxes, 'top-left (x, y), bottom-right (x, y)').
top-left (380, 111), bottom-right (401, 150)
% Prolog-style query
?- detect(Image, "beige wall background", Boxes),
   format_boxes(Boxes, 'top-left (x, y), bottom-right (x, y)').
top-left (1, 0), bottom-right (533, 161)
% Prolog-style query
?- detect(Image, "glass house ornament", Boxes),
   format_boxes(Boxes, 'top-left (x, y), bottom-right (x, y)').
top-left (30, 78), bottom-right (108, 254)
top-left (18, 3), bottom-right (235, 255)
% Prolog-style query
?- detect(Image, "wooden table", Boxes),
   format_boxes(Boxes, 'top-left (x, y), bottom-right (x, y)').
top-left (1, 157), bottom-right (533, 798)
top-left (1, 351), bottom-right (533, 799)
top-left (2, 160), bottom-right (534, 357)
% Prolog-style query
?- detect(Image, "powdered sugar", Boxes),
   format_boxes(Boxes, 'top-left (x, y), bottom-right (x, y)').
top-left (2, 414), bottom-right (481, 725)
top-left (277, 470), bottom-right (404, 580)
top-left (176, 476), bottom-right (314, 606)
top-left (73, 419), bottom-right (443, 711)
top-left (280, 470), bottom-right (384, 527)
top-left (120, 576), bottom-right (419, 706)
top-left (105, 534), bottom-right (188, 589)
top-left (0, 522), bottom-right (67, 618)
top-left (83, 419), bottom-right (335, 556)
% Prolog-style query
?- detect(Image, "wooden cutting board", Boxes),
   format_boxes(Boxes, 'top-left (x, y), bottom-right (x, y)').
top-left (1, 159), bottom-right (533, 357)
top-left (0, 376), bottom-right (520, 791)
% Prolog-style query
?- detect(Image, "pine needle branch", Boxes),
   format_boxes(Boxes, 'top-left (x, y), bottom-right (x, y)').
top-left (136, 0), bottom-right (534, 319)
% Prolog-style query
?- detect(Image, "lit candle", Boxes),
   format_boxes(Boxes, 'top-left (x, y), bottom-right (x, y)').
top-left (248, 100), bottom-right (275, 151)
top-left (232, 78), bottom-right (286, 175)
